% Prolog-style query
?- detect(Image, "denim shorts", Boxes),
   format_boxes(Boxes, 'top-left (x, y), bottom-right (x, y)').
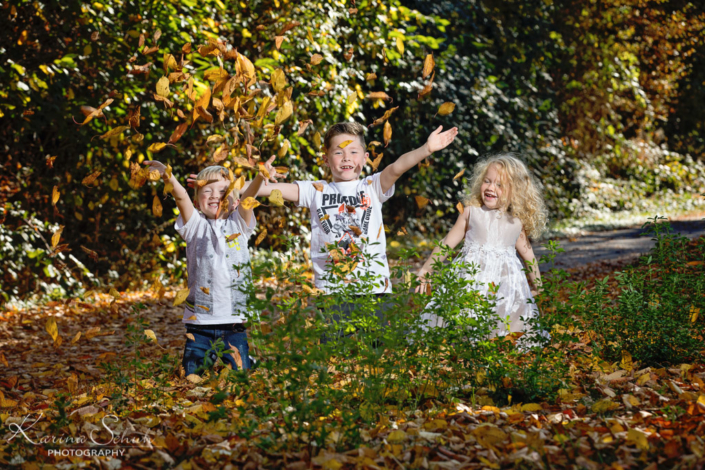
top-left (182, 323), bottom-right (250, 376)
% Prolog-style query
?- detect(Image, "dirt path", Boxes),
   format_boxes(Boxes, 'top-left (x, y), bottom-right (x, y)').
top-left (534, 217), bottom-right (705, 272)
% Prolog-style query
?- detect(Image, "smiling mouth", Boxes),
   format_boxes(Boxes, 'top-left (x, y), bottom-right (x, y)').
top-left (207, 202), bottom-right (219, 209)
top-left (484, 192), bottom-right (497, 200)
top-left (340, 165), bottom-right (354, 171)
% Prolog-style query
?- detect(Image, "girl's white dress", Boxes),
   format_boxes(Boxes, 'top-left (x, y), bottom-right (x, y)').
top-left (422, 205), bottom-right (542, 340)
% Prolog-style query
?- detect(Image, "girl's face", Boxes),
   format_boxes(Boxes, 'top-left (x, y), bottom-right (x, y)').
top-left (481, 164), bottom-right (509, 210)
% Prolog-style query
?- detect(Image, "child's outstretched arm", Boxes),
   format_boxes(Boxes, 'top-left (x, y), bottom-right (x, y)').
top-left (142, 160), bottom-right (195, 223)
top-left (237, 156), bottom-right (282, 225)
top-left (380, 125), bottom-right (458, 194)
top-left (515, 230), bottom-right (542, 295)
top-left (415, 210), bottom-right (467, 293)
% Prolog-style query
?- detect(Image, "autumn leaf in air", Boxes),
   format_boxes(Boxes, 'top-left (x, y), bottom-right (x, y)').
top-left (383, 121), bottom-right (392, 147)
top-left (453, 168), bottom-right (465, 180)
top-left (422, 53), bottom-right (435, 79)
top-left (240, 197), bottom-right (261, 211)
top-left (269, 189), bottom-right (285, 207)
top-left (415, 196), bottom-right (429, 209)
top-left (435, 102), bottom-right (456, 117)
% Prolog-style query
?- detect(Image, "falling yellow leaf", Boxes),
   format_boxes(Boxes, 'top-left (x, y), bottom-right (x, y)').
top-left (310, 53), bottom-right (323, 65)
top-left (366, 72), bottom-right (377, 81)
top-left (148, 142), bottom-right (168, 153)
top-left (346, 91), bottom-right (357, 107)
top-left (45, 317), bottom-right (58, 342)
top-left (338, 140), bottom-right (354, 149)
top-left (255, 228), bottom-right (267, 246)
top-left (418, 71), bottom-right (435, 100)
top-left (186, 333), bottom-right (195, 341)
top-left (422, 53), bottom-right (435, 79)
top-left (274, 100), bottom-right (293, 126)
top-left (366, 91), bottom-right (392, 101)
top-left (173, 287), bottom-right (190, 307)
top-left (313, 131), bottom-right (322, 149)
top-left (52, 186), bottom-right (60, 205)
top-left (71, 331), bottom-right (81, 344)
top-left (453, 168), bottom-right (465, 180)
top-left (82, 170), bottom-right (101, 186)
top-left (99, 126), bottom-right (129, 140)
top-left (51, 225), bottom-right (64, 249)
top-left (156, 76), bottom-right (170, 97)
top-left (377, 225), bottom-right (384, 240)
top-left (436, 102), bottom-right (456, 116)
top-left (321, 214), bottom-right (330, 221)
top-left (226, 233), bottom-right (241, 242)
top-left (278, 139), bottom-right (290, 157)
top-left (234, 175), bottom-right (245, 190)
top-left (269, 189), bottom-right (285, 207)
top-left (690, 305), bottom-right (700, 323)
top-left (415, 196), bottom-right (429, 209)
top-left (395, 36), bottom-right (404, 54)
top-left (367, 152), bottom-right (384, 171)
top-left (240, 197), bottom-right (261, 211)
top-left (313, 182), bottom-right (324, 192)
top-left (383, 121), bottom-right (392, 148)
top-left (200, 286), bottom-right (210, 295)
top-left (274, 36), bottom-right (285, 49)
top-left (456, 202), bottom-right (464, 214)
top-left (152, 195), bottom-right (163, 217)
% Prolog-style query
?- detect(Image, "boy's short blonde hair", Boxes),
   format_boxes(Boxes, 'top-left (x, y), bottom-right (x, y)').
top-left (193, 165), bottom-right (239, 200)
top-left (323, 122), bottom-right (366, 151)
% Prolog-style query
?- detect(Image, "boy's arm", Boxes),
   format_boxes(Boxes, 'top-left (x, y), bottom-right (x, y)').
top-left (515, 229), bottom-right (542, 295)
top-left (237, 156), bottom-right (290, 224)
top-left (255, 182), bottom-right (300, 202)
top-left (143, 161), bottom-right (195, 224)
top-left (380, 125), bottom-right (458, 194)
top-left (237, 173), bottom-right (265, 226)
top-left (415, 210), bottom-right (467, 292)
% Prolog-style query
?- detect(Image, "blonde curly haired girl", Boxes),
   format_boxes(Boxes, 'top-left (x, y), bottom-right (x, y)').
top-left (416, 153), bottom-right (549, 344)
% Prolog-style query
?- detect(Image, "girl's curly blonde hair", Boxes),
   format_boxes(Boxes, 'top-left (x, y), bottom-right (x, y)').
top-left (463, 153), bottom-right (548, 239)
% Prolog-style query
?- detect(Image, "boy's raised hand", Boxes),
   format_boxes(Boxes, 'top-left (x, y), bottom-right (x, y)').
top-left (258, 155), bottom-right (282, 185)
top-left (426, 125), bottom-right (459, 154)
top-left (142, 160), bottom-right (168, 177)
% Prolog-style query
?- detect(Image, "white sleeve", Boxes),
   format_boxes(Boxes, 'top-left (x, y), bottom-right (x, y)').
top-left (369, 172), bottom-right (395, 203)
top-left (228, 209), bottom-right (257, 239)
top-left (294, 180), bottom-right (319, 209)
top-left (174, 213), bottom-right (202, 243)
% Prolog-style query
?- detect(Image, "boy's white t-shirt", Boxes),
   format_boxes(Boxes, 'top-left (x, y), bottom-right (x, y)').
top-left (296, 173), bottom-right (394, 294)
top-left (175, 209), bottom-right (256, 324)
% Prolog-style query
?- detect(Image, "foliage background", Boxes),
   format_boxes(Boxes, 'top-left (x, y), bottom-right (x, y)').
top-left (1, 0), bottom-right (705, 303)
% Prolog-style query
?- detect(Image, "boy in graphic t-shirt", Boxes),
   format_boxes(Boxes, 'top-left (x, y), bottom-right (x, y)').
top-left (259, 122), bottom-right (458, 301)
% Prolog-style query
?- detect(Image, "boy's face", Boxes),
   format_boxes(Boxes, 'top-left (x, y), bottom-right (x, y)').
top-left (196, 176), bottom-right (237, 219)
top-left (323, 133), bottom-right (367, 182)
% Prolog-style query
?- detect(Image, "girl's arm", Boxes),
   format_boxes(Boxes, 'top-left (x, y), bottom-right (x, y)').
top-left (143, 161), bottom-right (195, 224)
top-left (515, 229), bottom-right (542, 295)
top-left (415, 210), bottom-right (468, 292)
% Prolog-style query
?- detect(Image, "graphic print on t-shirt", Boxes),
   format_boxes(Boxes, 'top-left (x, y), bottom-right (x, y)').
top-left (315, 190), bottom-right (373, 261)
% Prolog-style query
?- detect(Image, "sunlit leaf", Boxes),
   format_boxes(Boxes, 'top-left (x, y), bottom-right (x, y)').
top-left (436, 102), bottom-right (456, 116)
top-left (143, 329), bottom-right (158, 343)
top-left (313, 182), bottom-right (324, 192)
top-left (346, 91), bottom-right (357, 107)
top-left (422, 53), bottom-right (435, 79)
top-left (98, 126), bottom-right (129, 140)
top-left (456, 202), bottom-right (464, 214)
top-left (369, 106), bottom-right (399, 128)
top-left (255, 228), bottom-right (267, 246)
top-left (453, 168), bottom-right (465, 180)
top-left (173, 288), bottom-right (190, 307)
top-left (152, 195), bottom-right (163, 217)
top-left (148, 142), bottom-right (168, 153)
top-left (274, 36), bottom-right (285, 50)
top-left (274, 100), bottom-right (293, 126)
top-left (415, 196), bottom-right (429, 209)
top-left (270, 68), bottom-right (287, 92)
top-left (383, 121), bottom-right (392, 148)
top-left (168, 122), bottom-right (189, 144)
top-left (366, 91), bottom-right (392, 101)
top-left (310, 54), bottom-right (324, 65)
top-left (418, 72), bottom-right (435, 100)
top-left (396, 37), bottom-right (405, 54)
top-left (338, 140), bottom-right (353, 149)
top-left (240, 197), bottom-right (261, 210)
top-left (81, 169), bottom-right (101, 185)
top-left (156, 76), bottom-right (170, 97)
top-left (52, 186), bottom-right (60, 205)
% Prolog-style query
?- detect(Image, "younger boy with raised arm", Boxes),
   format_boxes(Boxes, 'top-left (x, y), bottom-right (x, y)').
top-left (143, 158), bottom-right (277, 376)
top-left (259, 122), bottom-right (458, 299)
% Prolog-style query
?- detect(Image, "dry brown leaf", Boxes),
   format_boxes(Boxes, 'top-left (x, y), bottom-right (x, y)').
top-left (52, 186), bottom-right (60, 205)
top-left (367, 91), bottom-right (392, 101)
top-left (456, 202), bottom-right (464, 214)
top-left (275, 36), bottom-right (285, 50)
top-left (369, 106), bottom-right (399, 128)
top-left (152, 195), bottom-right (163, 217)
top-left (51, 226), bottom-right (64, 249)
top-left (415, 196), bottom-right (429, 209)
top-left (453, 168), bottom-right (465, 180)
top-left (418, 71), bottom-right (435, 100)
top-left (255, 228), bottom-right (267, 246)
top-left (313, 182), bottom-right (324, 192)
top-left (383, 121), bottom-right (392, 148)
top-left (310, 54), bottom-right (324, 65)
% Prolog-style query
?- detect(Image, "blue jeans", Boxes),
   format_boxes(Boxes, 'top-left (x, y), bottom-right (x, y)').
top-left (182, 324), bottom-right (251, 376)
